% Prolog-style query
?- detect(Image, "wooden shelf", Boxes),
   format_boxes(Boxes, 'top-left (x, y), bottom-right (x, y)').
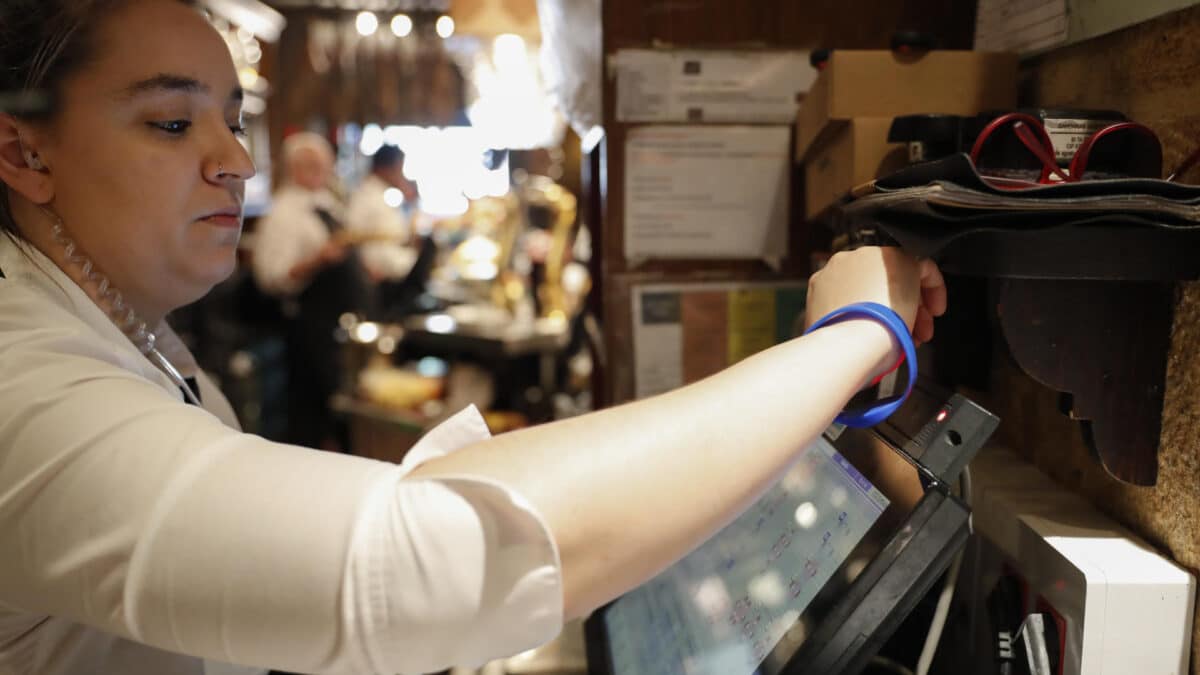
top-left (840, 189), bottom-right (1200, 486)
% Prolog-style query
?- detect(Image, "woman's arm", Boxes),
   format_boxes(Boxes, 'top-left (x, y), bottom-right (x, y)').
top-left (0, 311), bottom-right (561, 673)
top-left (409, 247), bottom-right (947, 618)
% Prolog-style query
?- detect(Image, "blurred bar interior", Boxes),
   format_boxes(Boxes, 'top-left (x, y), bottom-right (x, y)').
top-left (177, 0), bottom-right (597, 464)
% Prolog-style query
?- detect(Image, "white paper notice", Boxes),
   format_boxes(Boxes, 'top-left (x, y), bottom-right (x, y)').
top-left (625, 125), bottom-right (790, 261)
top-left (631, 281), bottom-right (807, 399)
top-left (614, 50), bottom-right (815, 123)
top-left (633, 290), bottom-right (684, 399)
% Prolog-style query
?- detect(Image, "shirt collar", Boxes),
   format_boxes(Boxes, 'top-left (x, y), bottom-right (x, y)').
top-left (0, 234), bottom-right (197, 392)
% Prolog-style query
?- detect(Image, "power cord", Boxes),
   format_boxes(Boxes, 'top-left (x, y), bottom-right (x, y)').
top-left (914, 465), bottom-right (973, 675)
top-left (871, 655), bottom-right (917, 675)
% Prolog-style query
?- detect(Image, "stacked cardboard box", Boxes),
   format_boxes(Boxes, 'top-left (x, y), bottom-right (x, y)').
top-left (796, 50), bottom-right (1019, 219)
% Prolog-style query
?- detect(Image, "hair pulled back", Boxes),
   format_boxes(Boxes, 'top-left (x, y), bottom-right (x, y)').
top-left (0, 0), bottom-right (125, 238)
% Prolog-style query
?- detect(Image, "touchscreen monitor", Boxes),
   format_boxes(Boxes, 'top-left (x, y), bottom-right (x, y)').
top-left (592, 425), bottom-right (926, 675)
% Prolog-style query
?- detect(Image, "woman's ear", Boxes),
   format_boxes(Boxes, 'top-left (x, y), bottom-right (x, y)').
top-left (0, 114), bottom-right (54, 204)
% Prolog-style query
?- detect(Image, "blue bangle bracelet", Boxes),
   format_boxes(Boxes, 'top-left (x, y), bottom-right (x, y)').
top-left (803, 302), bottom-right (917, 428)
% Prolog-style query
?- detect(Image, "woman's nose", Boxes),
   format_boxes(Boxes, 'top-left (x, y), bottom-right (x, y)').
top-left (207, 129), bottom-right (257, 183)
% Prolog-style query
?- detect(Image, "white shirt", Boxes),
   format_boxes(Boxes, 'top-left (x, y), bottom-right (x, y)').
top-left (251, 184), bottom-right (340, 296)
top-left (345, 174), bottom-right (418, 281)
top-left (0, 236), bottom-right (563, 675)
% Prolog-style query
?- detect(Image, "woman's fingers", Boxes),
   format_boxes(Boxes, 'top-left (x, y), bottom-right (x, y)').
top-left (919, 259), bottom-right (947, 317)
top-left (914, 305), bottom-right (934, 345)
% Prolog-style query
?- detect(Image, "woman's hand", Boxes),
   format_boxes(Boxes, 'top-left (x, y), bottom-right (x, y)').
top-left (806, 247), bottom-right (947, 357)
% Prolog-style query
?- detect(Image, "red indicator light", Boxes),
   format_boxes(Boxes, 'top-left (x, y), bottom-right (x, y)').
top-left (936, 410), bottom-right (948, 423)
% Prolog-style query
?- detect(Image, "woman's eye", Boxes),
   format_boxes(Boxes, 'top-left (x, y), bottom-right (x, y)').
top-left (151, 120), bottom-right (192, 135)
top-left (229, 124), bottom-right (247, 137)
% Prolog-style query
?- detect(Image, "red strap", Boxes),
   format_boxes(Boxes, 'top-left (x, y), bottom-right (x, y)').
top-left (868, 353), bottom-right (907, 387)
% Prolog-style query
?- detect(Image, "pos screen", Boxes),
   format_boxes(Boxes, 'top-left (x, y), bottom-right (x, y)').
top-left (584, 380), bottom-right (997, 675)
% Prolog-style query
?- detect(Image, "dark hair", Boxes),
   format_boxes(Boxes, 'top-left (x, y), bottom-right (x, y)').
top-left (372, 144), bottom-right (405, 173)
top-left (0, 0), bottom-right (126, 240)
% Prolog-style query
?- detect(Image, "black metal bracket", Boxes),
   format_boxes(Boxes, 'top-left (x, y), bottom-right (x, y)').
top-left (867, 222), bottom-right (1194, 486)
top-left (996, 279), bottom-right (1174, 485)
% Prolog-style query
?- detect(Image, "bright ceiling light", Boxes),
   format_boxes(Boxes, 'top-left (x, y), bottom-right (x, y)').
top-left (355, 11), bottom-right (378, 37)
top-left (436, 15), bottom-right (455, 39)
top-left (391, 13), bottom-right (413, 37)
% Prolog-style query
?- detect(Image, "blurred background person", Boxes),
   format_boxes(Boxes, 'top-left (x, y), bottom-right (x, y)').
top-left (345, 143), bottom-right (437, 319)
top-left (345, 143), bottom-right (419, 283)
top-left (253, 131), bottom-right (373, 451)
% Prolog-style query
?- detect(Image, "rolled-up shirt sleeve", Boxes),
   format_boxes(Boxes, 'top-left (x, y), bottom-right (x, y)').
top-left (0, 322), bottom-right (563, 674)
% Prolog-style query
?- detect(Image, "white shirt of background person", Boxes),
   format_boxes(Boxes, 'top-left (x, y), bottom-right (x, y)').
top-left (251, 182), bottom-right (344, 296)
top-left (345, 172), bottom-right (418, 281)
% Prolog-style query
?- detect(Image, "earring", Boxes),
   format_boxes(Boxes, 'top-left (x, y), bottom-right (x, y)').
top-left (23, 149), bottom-right (44, 171)
top-left (17, 133), bottom-right (44, 170)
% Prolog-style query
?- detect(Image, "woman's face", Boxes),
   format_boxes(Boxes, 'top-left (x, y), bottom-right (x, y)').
top-left (35, 0), bottom-right (255, 318)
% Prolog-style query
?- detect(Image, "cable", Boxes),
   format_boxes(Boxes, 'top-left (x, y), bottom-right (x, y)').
top-left (871, 655), bottom-right (917, 675)
top-left (147, 348), bottom-right (203, 407)
top-left (914, 466), bottom-right (972, 675)
top-left (1168, 143), bottom-right (1200, 181)
top-left (43, 208), bottom-right (202, 406)
top-left (916, 549), bottom-right (963, 675)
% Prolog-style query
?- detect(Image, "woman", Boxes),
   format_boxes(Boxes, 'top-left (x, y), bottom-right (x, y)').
top-left (0, 1), bottom-right (946, 674)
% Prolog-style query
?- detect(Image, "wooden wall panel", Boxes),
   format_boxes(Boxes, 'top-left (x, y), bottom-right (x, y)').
top-left (603, 0), bottom-right (976, 50)
top-left (264, 11), bottom-right (468, 162)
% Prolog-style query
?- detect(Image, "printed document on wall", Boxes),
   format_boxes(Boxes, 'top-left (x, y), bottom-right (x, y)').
top-left (624, 125), bottom-right (791, 262)
top-left (614, 49), bottom-right (815, 123)
top-left (632, 281), bottom-right (807, 399)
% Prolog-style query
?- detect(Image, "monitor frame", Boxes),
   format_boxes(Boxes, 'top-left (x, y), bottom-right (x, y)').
top-left (584, 378), bottom-right (998, 675)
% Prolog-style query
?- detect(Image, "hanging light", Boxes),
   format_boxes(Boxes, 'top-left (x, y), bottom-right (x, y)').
top-left (391, 13), bottom-right (413, 37)
top-left (355, 11), bottom-right (378, 37)
top-left (435, 15), bottom-right (455, 39)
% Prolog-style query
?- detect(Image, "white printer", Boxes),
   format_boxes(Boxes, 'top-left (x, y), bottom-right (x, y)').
top-left (960, 446), bottom-right (1195, 675)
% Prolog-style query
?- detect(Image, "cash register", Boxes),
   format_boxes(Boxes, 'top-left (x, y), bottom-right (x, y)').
top-left (584, 377), bottom-right (998, 675)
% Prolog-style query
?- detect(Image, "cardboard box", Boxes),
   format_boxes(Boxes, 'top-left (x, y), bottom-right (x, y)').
top-left (804, 118), bottom-right (907, 219)
top-left (796, 50), bottom-right (1019, 161)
